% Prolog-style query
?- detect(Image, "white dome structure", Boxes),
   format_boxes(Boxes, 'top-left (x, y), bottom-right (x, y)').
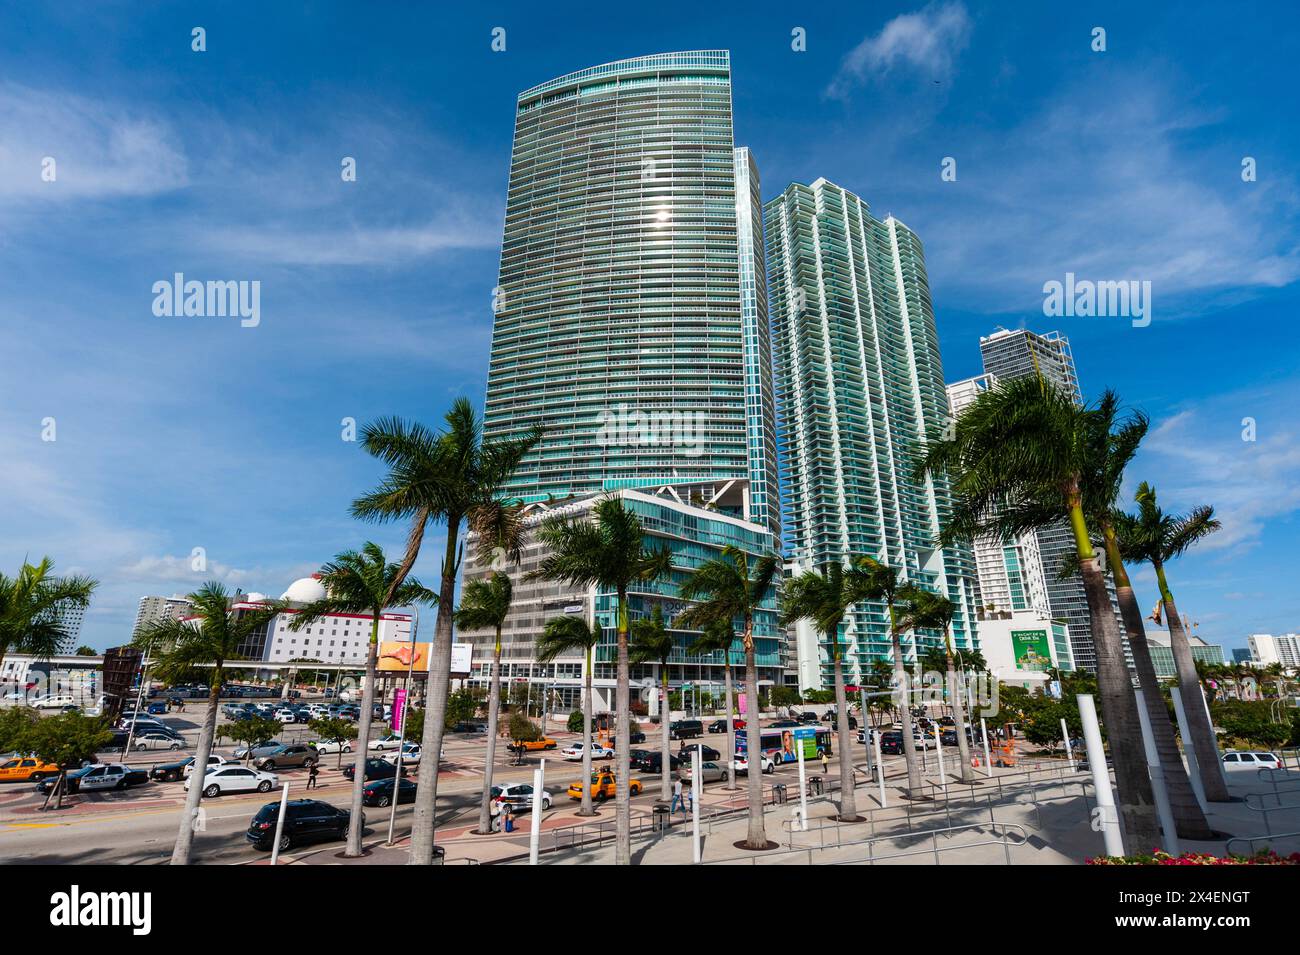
top-left (280, 575), bottom-right (327, 604)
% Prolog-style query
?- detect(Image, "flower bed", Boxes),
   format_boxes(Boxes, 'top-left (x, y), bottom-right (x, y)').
top-left (1089, 849), bottom-right (1300, 865)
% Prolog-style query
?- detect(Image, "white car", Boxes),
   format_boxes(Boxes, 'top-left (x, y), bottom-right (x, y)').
top-left (1222, 751), bottom-right (1282, 772)
top-left (274, 709), bottom-right (298, 724)
top-left (186, 765), bottom-right (278, 797)
top-left (490, 783), bottom-right (552, 815)
top-left (369, 734), bottom-right (403, 751)
top-left (734, 752), bottom-right (775, 775)
top-left (133, 732), bottom-right (184, 752)
top-left (381, 743), bottom-right (422, 766)
top-left (311, 738), bottom-right (354, 755)
top-left (184, 754), bottom-right (230, 778)
top-left (29, 695), bottom-right (78, 709)
top-left (560, 742), bottom-right (614, 761)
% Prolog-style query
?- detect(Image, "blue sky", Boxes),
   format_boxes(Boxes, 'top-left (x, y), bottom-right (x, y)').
top-left (2, 2), bottom-right (1297, 654)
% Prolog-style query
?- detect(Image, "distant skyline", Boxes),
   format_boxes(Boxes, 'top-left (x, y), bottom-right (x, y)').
top-left (2, 2), bottom-right (1297, 652)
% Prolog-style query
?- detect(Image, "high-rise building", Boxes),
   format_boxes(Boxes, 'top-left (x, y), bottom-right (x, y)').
top-left (766, 178), bottom-right (979, 689)
top-left (1146, 629), bottom-right (1225, 678)
top-left (133, 594), bottom-right (193, 636)
top-left (1248, 633), bottom-right (1300, 668)
top-left (972, 328), bottom-right (1123, 672)
top-left (482, 51), bottom-right (779, 537)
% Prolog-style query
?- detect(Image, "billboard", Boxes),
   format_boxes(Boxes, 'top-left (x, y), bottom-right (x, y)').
top-left (450, 642), bottom-right (472, 677)
top-left (1011, 629), bottom-right (1052, 672)
top-left (100, 646), bottom-right (142, 720)
top-left (377, 641), bottom-right (431, 672)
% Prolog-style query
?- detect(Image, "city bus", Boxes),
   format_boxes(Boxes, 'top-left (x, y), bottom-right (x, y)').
top-left (735, 725), bottom-right (832, 764)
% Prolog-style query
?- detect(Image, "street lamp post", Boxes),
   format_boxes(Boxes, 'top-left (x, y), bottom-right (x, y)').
top-left (385, 605), bottom-right (418, 847)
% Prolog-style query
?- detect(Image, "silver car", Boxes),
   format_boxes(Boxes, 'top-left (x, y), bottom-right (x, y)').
top-left (233, 740), bottom-right (282, 760)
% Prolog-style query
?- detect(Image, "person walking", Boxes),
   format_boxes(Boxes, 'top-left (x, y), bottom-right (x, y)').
top-left (819, 751), bottom-right (829, 776)
top-left (306, 762), bottom-right (319, 789)
top-left (671, 778), bottom-right (685, 817)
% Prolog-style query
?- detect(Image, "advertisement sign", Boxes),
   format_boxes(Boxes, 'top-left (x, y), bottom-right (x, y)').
top-left (378, 641), bottom-right (430, 672)
top-left (1011, 629), bottom-right (1052, 672)
top-left (450, 642), bottom-right (472, 677)
top-left (392, 688), bottom-right (407, 733)
top-left (738, 691), bottom-right (748, 715)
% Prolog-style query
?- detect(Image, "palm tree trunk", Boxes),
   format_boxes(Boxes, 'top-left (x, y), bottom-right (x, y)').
top-left (1104, 531), bottom-right (1215, 838)
top-left (171, 671), bottom-right (221, 865)
top-left (742, 624), bottom-right (767, 849)
top-left (1069, 500), bottom-right (1159, 851)
top-left (345, 620), bottom-right (380, 857)
top-left (409, 523), bottom-right (460, 865)
top-left (578, 645), bottom-right (594, 816)
top-left (614, 588), bottom-right (631, 866)
top-left (832, 646), bottom-right (858, 819)
top-left (476, 638), bottom-right (503, 834)
top-left (723, 660), bottom-right (736, 791)
top-left (659, 668), bottom-right (671, 801)
top-left (891, 610), bottom-right (923, 795)
top-left (944, 642), bottom-right (976, 784)
top-left (1158, 564), bottom-right (1231, 803)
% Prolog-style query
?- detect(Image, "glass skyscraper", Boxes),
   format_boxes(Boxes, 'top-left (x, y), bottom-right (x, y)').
top-left (766, 178), bottom-right (978, 687)
top-left (483, 51), bottom-right (779, 538)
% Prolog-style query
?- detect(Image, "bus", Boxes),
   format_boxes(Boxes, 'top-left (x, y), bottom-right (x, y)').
top-left (735, 725), bottom-right (832, 764)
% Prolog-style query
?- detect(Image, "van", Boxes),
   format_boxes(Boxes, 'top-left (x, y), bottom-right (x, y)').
top-left (669, 719), bottom-right (703, 741)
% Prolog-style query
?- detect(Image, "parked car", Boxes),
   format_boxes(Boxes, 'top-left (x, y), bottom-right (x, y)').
top-left (767, 719), bottom-right (801, 728)
top-left (186, 765), bottom-right (278, 797)
top-left (362, 777), bottom-right (418, 808)
top-left (0, 755), bottom-right (60, 782)
top-left (232, 740), bottom-right (282, 760)
top-left (379, 743), bottom-right (423, 766)
top-left (132, 732), bottom-right (184, 752)
top-left (707, 719), bottom-right (745, 733)
top-left (368, 734), bottom-right (404, 752)
top-left (274, 708), bottom-right (298, 725)
top-left (146, 701), bottom-right (169, 715)
top-left (734, 752), bottom-right (775, 775)
top-left (490, 782), bottom-right (552, 815)
top-left (342, 758), bottom-right (408, 782)
top-left (677, 744), bottom-right (721, 762)
top-left (310, 738), bottom-right (354, 756)
top-left (28, 694), bottom-right (79, 709)
top-left (567, 770), bottom-right (641, 802)
top-left (150, 754), bottom-right (229, 782)
top-left (680, 760), bottom-right (726, 784)
top-left (37, 763), bottom-right (148, 794)
top-left (253, 744), bottom-right (319, 771)
top-left (560, 741), bottom-right (614, 761)
top-left (669, 720), bottom-right (704, 741)
top-left (246, 798), bottom-right (354, 851)
top-left (1222, 751), bottom-right (1282, 772)
top-left (451, 721), bottom-right (488, 734)
top-left (796, 711), bottom-right (820, 723)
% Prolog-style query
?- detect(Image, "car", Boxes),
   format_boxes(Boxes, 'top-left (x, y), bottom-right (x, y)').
top-left (734, 752), bottom-right (775, 775)
top-left (767, 719), bottom-right (802, 728)
top-left (669, 720), bottom-right (703, 741)
top-left (680, 760), bottom-right (726, 784)
top-left (342, 758), bottom-right (408, 782)
top-left (567, 770), bottom-right (642, 802)
top-left (37, 763), bottom-right (148, 794)
top-left (253, 744), bottom-right (319, 771)
top-left (823, 711), bottom-right (858, 729)
top-left (629, 730), bottom-right (647, 744)
top-left (634, 752), bottom-right (680, 773)
top-left (310, 738), bottom-right (354, 756)
top-left (796, 711), bottom-right (820, 723)
top-left (490, 782), bottom-right (553, 815)
top-left (246, 798), bottom-right (355, 851)
top-left (707, 719), bottom-right (746, 733)
top-left (560, 741), bottom-right (614, 761)
top-left (0, 756), bottom-right (61, 782)
top-left (187, 765), bottom-right (278, 797)
top-left (380, 743), bottom-right (422, 766)
top-left (150, 754), bottom-right (230, 782)
top-left (274, 708), bottom-right (298, 725)
top-left (512, 737), bottom-right (558, 752)
top-left (29, 694), bottom-right (79, 709)
top-left (146, 701), bottom-right (168, 715)
top-left (451, 721), bottom-right (488, 734)
top-left (362, 777), bottom-right (418, 807)
top-left (368, 734), bottom-right (404, 752)
top-left (132, 732), bottom-right (184, 752)
top-left (233, 740), bottom-right (282, 760)
top-left (879, 731), bottom-right (905, 755)
top-left (1222, 751), bottom-right (1282, 772)
top-left (677, 744), bottom-right (721, 762)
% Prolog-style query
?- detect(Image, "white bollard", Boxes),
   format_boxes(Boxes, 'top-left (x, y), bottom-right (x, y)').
top-left (874, 731), bottom-right (886, 808)
top-left (1169, 686), bottom-right (1206, 810)
top-left (1061, 717), bottom-right (1076, 771)
top-left (528, 761), bottom-right (545, 865)
top-left (1078, 694), bottom-right (1125, 858)
top-left (1134, 689), bottom-right (1179, 856)
top-left (796, 740), bottom-right (808, 830)
top-left (980, 718), bottom-right (993, 778)
top-left (691, 747), bottom-right (702, 863)
top-left (934, 725), bottom-right (946, 794)
top-left (269, 782), bottom-right (290, 866)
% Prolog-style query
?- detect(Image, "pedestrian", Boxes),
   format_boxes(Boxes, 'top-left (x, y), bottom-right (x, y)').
top-left (820, 751), bottom-right (829, 775)
top-left (503, 806), bottom-right (515, 833)
top-left (671, 778), bottom-right (685, 817)
top-left (307, 763), bottom-right (319, 789)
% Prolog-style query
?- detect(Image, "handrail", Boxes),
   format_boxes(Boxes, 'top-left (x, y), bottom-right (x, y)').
top-left (1225, 829), bottom-right (1300, 857)
top-left (702, 821), bottom-right (1029, 866)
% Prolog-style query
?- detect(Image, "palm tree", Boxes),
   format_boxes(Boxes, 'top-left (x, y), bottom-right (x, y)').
top-left (677, 545), bottom-right (779, 848)
top-left (290, 543), bottom-right (437, 856)
top-left (916, 377), bottom-right (1160, 849)
top-left (537, 615), bottom-right (603, 816)
top-left (351, 399), bottom-right (541, 865)
top-left (1114, 481), bottom-right (1230, 803)
top-left (902, 588), bottom-right (976, 784)
top-left (531, 496), bottom-right (672, 865)
top-left (135, 583), bottom-right (282, 865)
top-left (853, 558), bottom-right (924, 796)
top-left (782, 562), bottom-right (867, 820)
top-left (454, 571), bottom-right (513, 836)
top-left (629, 605), bottom-right (673, 801)
top-left (688, 618), bottom-right (740, 790)
top-left (0, 558), bottom-right (97, 675)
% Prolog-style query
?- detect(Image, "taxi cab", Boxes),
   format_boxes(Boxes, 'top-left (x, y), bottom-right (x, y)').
top-left (513, 737), bottom-right (558, 752)
top-left (567, 769), bottom-right (642, 802)
top-left (0, 755), bottom-right (60, 782)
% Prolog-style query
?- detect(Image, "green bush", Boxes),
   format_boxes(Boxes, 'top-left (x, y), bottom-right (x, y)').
top-left (567, 710), bottom-right (584, 733)
top-left (509, 711), bottom-right (542, 742)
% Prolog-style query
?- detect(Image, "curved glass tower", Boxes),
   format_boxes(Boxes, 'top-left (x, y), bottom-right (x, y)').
top-left (483, 51), bottom-right (779, 538)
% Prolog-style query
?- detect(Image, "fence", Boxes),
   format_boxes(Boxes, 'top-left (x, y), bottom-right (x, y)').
top-left (702, 821), bottom-right (1030, 866)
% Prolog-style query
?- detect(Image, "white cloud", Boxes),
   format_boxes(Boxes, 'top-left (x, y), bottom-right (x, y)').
top-left (201, 217), bottom-right (499, 266)
top-left (828, 2), bottom-right (972, 97)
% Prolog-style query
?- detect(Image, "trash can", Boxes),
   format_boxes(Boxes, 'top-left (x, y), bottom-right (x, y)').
top-left (809, 775), bottom-right (824, 795)
top-left (652, 803), bottom-right (671, 831)
top-left (772, 783), bottom-right (788, 804)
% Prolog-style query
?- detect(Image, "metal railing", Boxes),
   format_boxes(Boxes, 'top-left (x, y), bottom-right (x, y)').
top-left (703, 821), bottom-right (1029, 866)
top-left (1225, 829), bottom-right (1300, 857)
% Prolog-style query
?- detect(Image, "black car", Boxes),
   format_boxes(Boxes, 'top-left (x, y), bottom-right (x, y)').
top-left (629, 730), bottom-right (647, 744)
top-left (823, 712), bottom-right (858, 729)
top-left (796, 711), bottom-right (820, 723)
top-left (451, 721), bottom-right (488, 734)
top-left (362, 777), bottom-right (418, 807)
top-left (677, 744), bottom-right (721, 762)
top-left (669, 720), bottom-right (703, 741)
top-left (635, 751), bottom-right (680, 773)
top-left (246, 798), bottom-right (355, 851)
top-left (768, 719), bottom-right (801, 728)
top-left (706, 719), bottom-right (733, 734)
top-left (879, 731), bottom-right (904, 755)
top-left (342, 758), bottom-right (408, 782)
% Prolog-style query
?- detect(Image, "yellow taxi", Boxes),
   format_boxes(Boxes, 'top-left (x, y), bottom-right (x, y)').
top-left (0, 755), bottom-right (60, 782)
top-left (567, 769), bottom-right (642, 802)
top-left (513, 737), bottom-right (557, 752)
